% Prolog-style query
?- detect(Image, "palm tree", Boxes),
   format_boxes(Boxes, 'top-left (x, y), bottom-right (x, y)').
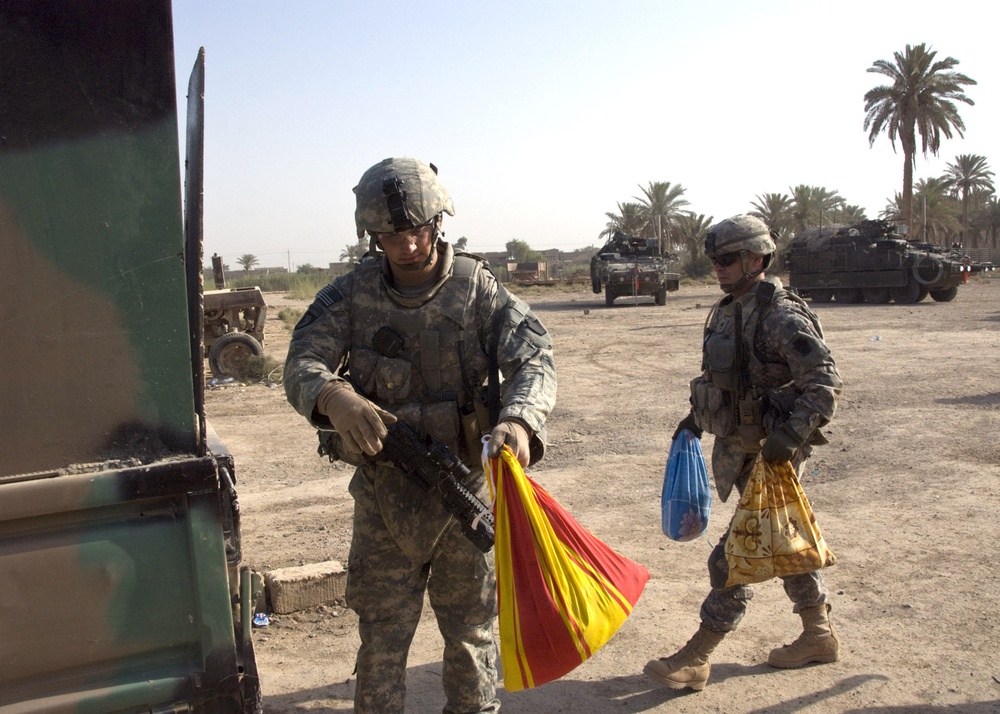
top-left (599, 202), bottom-right (646, 240)
top-left (892, 177), bottom-right (961, 244)
top-left (879, 195), bottom-right (903, 222)
top-left (971, 197), bottom-right (1000, 250)
top-left (789, 185), bottom-right (846, 233)
top-left (237, 253), bottom-right (259, 273)
top-left (674, 213), bottom-right (714, 278)
top-left (750, 192), bottom-right (793, 244)
top-left (634, 181), bottom-right (690, 250)
top-left (829, 204), bottom-right (868, 225)
top-left (944, 153), bottom-right (995, 247)
top-left (863, 43), bottom-right (977, 234)
top-left (340, 235), bottom-right (368, 263)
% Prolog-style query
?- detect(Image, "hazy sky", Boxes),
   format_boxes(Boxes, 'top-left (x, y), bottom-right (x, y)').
top-left (170, 1), bottom-right (998, 269)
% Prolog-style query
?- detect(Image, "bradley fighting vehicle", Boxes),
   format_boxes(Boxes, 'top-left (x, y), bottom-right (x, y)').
top-left (590, 231), bottom-right (680, 306)
top-left (784, 219), bottom-right (995, 304)
top-left (1, 3), bottom-right (263, 712)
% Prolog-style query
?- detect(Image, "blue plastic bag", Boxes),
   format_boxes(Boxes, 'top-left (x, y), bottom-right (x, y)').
top-left (661, 429), bottom-right (712, 541)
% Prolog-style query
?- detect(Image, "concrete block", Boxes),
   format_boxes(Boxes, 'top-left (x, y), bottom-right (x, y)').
top-left (264, 560), bottom-right (346, 614)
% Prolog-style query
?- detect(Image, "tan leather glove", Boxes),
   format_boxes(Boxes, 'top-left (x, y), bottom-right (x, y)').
top-left (315, 381), bottom-right (397, 456)
top-left (488, 419), bottom-right (532, 468)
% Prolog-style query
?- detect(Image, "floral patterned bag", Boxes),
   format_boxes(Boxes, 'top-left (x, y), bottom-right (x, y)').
top-left (725, 454), bottom-right (836, 586)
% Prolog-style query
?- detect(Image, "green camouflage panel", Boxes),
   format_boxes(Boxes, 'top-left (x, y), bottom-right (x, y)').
top-left (0, 2), bottom-right (196, 477)
top-left (284, 241), bottom-right (555, 710)
top-left (0, 454), bottom-right (246, 709)
top-left (0, 3), bottom-right (260, 711)
top-left (353, 157), bottom-right (456, 238)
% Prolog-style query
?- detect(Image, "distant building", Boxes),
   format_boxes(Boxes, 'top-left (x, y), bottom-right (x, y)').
top-left (507, 261), bottom-right (549, 282)
top-left (202, 264), bottom-right (288, 288)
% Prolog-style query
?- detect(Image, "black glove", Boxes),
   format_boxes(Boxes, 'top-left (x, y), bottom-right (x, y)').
top-left (672, 412), bottom-right (703, 440)
top-left (761, 425), bottom-right (802, 464)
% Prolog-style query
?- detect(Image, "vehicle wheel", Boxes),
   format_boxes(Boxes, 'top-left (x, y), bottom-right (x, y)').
top-left (889, 281), bottom-right (921, 304)
top-left (929, 286), bottom-right (959, 302)
top-left (833, 288), bottom-right (862, 304)
top-left (809, 289), bottom-right (833, 304)
top-left (917, 286), bottom-right (930, 302)
top-left (654, 286), bottom-right (667, 305)
top-left (209, 332), bottom-right (263, 377)
top-left (604, 283), bottom-right (615, 307)
top-left (591, 277), bottom-right (601, 294)
top-left (862, 287), bottom-right (890, 304)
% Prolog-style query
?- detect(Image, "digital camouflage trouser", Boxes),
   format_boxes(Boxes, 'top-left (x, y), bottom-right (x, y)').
top-left (700, 452), bottom-right (829, 633)
top-left (346, 463), bottom-right (500, 714)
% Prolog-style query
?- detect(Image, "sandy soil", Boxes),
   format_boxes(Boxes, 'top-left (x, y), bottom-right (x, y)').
top-left (205, 277), bottom-right (1000, 714)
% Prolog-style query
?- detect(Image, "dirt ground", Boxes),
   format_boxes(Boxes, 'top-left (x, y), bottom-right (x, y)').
top-left (205, 276), bottom-right (1000, 714)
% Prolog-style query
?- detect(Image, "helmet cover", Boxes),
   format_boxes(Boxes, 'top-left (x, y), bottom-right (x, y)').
top-left (353, 157), bottom-right (455, 238)
top-left (704, 214), bottom-right (776, 257)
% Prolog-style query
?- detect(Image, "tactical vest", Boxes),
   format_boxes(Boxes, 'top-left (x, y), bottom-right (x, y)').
top-left (690, 281), bottom-right (818, 450)
top-left (344, 254), bottom-right (491, 463)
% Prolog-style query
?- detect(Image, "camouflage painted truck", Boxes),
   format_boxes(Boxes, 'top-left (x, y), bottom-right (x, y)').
top-left (1, 3), bottom-right (262, 712)
top-left (590, 231), bottom-right (680, 306)
top-left (784, 219), bottom-right (994, 304)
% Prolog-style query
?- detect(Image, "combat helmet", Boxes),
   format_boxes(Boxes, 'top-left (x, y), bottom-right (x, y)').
top-left (704, 214), bottom-right (776, 258)
top-left (353, 157), bottom-right (455, 238)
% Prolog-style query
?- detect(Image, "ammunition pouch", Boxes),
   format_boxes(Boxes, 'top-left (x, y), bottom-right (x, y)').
top-left (735, 397), bottom-right (766, 451)
top-left (690, 375), bottom-right (735, 437)
top-left (690, 376), bottom-right (767, 449)
top-left (705, 333), bottom-right (738, 392)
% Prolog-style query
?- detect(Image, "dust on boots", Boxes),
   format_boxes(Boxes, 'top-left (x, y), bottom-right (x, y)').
top-left (645, 605), bottom-right (840, 692)
top-left (643, 624), bottom-right (725, 691)
top-left (767, 603), bottom-right (840, 669)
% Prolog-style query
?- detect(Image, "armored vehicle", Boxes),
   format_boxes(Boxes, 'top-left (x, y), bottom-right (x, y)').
top-left (204, 287), bottom-right (267, 378)
top-left (784, 219), bottom-right (993, 304)
top-left (1, 4), bottom-right (262, 712)
top-left (591, 231), bottom-right (680, 306)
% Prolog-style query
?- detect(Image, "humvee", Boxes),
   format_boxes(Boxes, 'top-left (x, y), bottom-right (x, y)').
top-left (591, 231), bottom-right (680, 306)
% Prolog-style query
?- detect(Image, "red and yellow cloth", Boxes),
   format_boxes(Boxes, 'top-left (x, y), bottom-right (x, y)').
top-left (484, 445), bottom-right (649, 692)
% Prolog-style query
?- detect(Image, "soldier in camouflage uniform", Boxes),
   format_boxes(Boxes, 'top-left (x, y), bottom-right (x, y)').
top-left (644, 214), bottom-right (843, 691)
top-left (284, 157), bottom-right (556, 713)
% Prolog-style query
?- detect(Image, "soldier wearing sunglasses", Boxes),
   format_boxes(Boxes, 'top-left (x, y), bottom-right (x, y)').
top-left (645, 214), bottom-right (843, 691)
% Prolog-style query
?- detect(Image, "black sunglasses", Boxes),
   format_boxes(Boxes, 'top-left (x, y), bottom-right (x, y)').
top-left (710, 252), bottom-right (742, 267)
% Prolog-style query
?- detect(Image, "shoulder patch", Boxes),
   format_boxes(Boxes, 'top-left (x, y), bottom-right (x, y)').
top-left (315, 283), bottom-right (344, 307)
top-left (294, 283), bottom-right (345, 331)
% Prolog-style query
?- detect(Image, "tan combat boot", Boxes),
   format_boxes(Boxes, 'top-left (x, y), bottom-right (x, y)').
top-left (767, 603), bottom-right (840, 668)
top-left (643, 624), bottom-right (725, 691)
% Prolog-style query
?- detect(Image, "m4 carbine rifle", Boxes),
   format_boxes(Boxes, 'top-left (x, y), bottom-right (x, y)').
top-left (318, 420), bottom-right (495, 553)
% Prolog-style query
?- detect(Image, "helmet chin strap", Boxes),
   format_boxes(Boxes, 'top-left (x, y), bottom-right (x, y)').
top-left (421, 215), bottom-right (444, 269)
top-left (723, 253), bottom-right (765, 294)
